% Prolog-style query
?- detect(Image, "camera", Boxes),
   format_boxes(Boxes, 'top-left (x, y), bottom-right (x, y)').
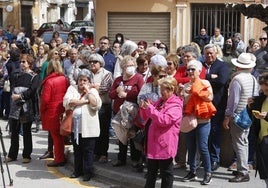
top-left (16, 37), bottom-right (31, 54)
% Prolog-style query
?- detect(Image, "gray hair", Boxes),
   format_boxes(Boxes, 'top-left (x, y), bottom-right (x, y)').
top-left (78, 69), bottom-right (92, 80)
top-left (204, 43), bottom-right (216, 52)
top-left (88, 53), bottom-right (105, 67)
top-left (121, 40), bottom-right (138, 57)
top-left (182, 45), bottom-right (198, 58)
top-left (187, 59), bottom-right (203, 72)
top-left (234, 33), bottom-right (242, 40)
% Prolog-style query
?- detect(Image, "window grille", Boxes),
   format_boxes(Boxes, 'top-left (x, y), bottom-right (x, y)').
top-left (191, 4), bottom-right (241, 40)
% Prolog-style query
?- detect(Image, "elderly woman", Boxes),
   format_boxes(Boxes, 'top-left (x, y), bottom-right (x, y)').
top-left (63, 69), bottom-right (102, 181)
top-left (86, 53), bottom-right (114, 163)
top-left (40, 59), bottom-right (69, 166)
top-left (247, 72), bottom-right (268, 186)
top-left (113, 40), bottom-right (138, 79)
top-left (139, 77), bottom-right (183, 188)
top-left (109, 55), bottom-right (144, 167)
top-left (181, 60), bottom-right (216, 185)
top-left (6, 54), bottom-right (39, 163)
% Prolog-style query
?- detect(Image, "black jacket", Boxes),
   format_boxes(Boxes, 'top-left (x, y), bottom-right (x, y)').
top-left (248, 93), bottom-right (268, 179)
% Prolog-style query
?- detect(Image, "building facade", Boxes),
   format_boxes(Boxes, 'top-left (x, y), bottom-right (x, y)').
top-left (95, 0), bottom-right (266, 53)
top-left (0, 0), bottom-right (93, 35)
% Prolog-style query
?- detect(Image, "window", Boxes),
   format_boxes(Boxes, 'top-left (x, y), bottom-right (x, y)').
top-left (191, 4), bottom-right (241, 40)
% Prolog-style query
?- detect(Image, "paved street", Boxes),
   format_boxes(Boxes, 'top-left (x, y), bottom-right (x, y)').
top-left (0, 118), bottom-right (267, 188)
top-left (0, 119), bottom-right (108, 188)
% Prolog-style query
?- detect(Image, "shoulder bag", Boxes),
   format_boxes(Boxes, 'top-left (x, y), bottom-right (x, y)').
top-left (60, 92), bottom-right (85, 136)
top-left (180, 114), bottom-right (198, 133)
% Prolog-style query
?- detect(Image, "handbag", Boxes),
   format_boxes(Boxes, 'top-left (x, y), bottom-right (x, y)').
top-left (180, 114), bottom-right (198, 133)
top-left (234, 108), bottom-right (252, 130)
top-left (60, 109), bottom-right (73, 136)
top-left (3, 80), bottom-right (10, 92)
top-left (234, 76), bottom-right (255, 130)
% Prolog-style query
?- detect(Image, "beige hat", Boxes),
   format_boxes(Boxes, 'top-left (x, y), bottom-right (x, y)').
top-left (231, 53), bottom-right (256, 69)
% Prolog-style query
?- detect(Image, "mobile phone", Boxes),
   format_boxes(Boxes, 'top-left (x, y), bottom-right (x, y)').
top-left (252, 110), bottom-right (260, 115)
top-left (140, 95), bottom-right (147, 101)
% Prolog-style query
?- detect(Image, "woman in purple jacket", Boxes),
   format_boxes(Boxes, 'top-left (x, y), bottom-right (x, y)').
top-left (140, 77), bottom-right (183, 188)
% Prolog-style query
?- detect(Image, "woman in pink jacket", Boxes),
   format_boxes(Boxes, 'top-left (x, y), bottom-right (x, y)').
top-left (139, 77), bottom-right (183, 188)
top-left (40, 59), bottom-right (69, 167)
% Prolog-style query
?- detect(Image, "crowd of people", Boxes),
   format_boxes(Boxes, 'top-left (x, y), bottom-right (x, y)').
top-left (0, 23), bottom-right (268, 187)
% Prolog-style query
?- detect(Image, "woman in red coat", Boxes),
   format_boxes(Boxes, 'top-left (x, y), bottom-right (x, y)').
top-left (40, 59), bottom-right (69, 167)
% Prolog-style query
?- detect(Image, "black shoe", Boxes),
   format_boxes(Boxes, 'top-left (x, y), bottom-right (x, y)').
top-left (112, 160), bottom-right (126, 167)
top-left (201, 173), bottom-right (212, 185)
top-left (229, 173), bottom-right (250, 183)
top-left (2, 116), bottom-right (8, 120)
top-left (232, 171), bottom-right (239, 176)
top-left (39, 151), bottom-right (53, 160)
top-left (132, 164), bottom-right (144, 173)
top-left (82, 174), bottom-right (91, 181)
top-left (182, 171), bottom-right (197, 182)
top-left (211, 162), bottom-right (220, 171)
top-left (47, 161), bottom-right (66, 167)
top-left (70, 172), bottom-right (81, 178)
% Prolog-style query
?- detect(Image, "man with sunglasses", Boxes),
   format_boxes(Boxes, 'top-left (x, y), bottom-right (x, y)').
top-left (253, 32), bottom-right (268, 78)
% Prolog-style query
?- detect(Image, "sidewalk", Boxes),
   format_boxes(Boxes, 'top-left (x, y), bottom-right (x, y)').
top-left (67, 137), bottom-right (266, 188)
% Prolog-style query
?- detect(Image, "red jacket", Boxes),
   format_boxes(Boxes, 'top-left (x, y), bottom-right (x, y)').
top-left (184, 78), bottom-right (216, 119)
top-left (40, 73), bottom-right (69, 131)
top-left (174, 66), bottom-right (206, 84)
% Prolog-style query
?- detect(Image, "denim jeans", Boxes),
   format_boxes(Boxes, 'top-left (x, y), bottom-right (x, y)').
top-left (186, 121), bottom-right (211, 173)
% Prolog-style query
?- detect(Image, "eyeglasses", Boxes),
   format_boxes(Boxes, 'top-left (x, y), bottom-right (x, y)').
top-left (167, 62), bottom-right (173, 66)
top-left (259, 38), bottom-right (267, 41)
top-left (89, 61), bottom-right (99, 64)
top-left (158, 74), bottom-right (166, 78)
top-left (186, 68), bottom-right (196, 72)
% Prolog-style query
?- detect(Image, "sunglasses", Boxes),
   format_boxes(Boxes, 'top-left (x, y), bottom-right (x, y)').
top-left (167, 62), bottom-right (173, 66)
top-left (153, 43), bottom-right (160, 46)
top-left (186, 68), bottom-right (196, 72)
top-left (259, 38), bottom-right (267, 41)
top-left (159, 74), bottom-right (166, 78)
top-left (89, 61), bottom-right (99, 64)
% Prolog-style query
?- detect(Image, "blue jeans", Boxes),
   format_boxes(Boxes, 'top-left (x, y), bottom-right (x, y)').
top-left (186, 122), bottom-right (211, 173)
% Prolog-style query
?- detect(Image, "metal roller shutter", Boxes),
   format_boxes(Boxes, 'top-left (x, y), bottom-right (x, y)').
top-left (108, 12), bottom-right (170, 48)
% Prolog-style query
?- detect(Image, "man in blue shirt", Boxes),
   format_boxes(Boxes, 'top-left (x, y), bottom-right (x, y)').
top-left (97, 36), bottom-right (115, 74)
